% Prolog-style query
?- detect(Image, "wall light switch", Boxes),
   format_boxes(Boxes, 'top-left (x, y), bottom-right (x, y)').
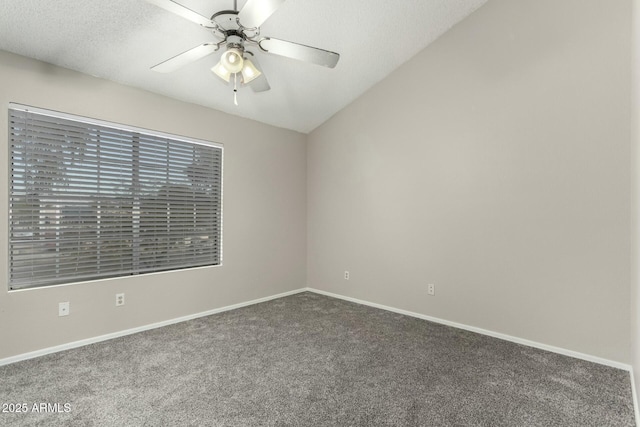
top-left (59, 302), bottom-right (70, 316)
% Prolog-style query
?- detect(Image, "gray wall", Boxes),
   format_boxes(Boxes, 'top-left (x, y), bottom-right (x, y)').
top-left (0, 50), bottom-right (307, 359)
top-left (308, 0), bottom-right (632, 363)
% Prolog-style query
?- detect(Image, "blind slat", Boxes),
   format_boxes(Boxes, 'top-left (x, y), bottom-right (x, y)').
top-left (9, 105), bottom-right (223, 290)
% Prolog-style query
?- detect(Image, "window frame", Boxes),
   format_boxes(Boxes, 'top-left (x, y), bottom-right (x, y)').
top-left (7, 103), bottom-right (224, 291)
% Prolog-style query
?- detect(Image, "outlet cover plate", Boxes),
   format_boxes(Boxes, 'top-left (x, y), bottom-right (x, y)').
top-left (116, 293), bottom-right (125, 306)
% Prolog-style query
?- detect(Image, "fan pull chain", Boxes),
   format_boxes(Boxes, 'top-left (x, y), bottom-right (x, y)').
top-left (233, 73), bottom-right (238, 106)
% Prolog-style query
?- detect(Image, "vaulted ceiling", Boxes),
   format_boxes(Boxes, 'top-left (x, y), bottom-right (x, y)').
top-left (0, 0), bottom-right (487, 133)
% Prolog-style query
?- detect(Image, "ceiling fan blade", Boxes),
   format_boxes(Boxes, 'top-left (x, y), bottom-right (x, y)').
top-left (145, 0), bottom-right (213, 27)
top-left (238, 0), bottom-right (286, 29)
top-left (258, 38), bottom-right (339, 68)
top-left (151, 43), bottom-right (220, 73)
top-left (245, 55), bottom-right (270, 92)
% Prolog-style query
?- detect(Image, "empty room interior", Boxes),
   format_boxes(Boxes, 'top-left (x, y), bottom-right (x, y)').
top-left (2, 0), bottom-right (640, 425)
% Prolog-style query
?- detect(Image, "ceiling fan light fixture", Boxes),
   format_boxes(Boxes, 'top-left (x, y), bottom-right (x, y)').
top-left (241, 58), bottom-right (261, 84)
top-left (147, 0), bottom-right (341, 103)
top-left (221, 48), bottom-right (244, 74)
top-left (211, 61), bottom-right (231, 82)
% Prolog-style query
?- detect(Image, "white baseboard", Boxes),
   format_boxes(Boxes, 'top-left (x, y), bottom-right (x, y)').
top-left (631, 368), bottom-right (640, 427)
top-left (1, 286), bottom-right (633, 375)
top-left (305, 287), bottom-right (632, 372)
top-left (0, 288), bottom-right (307, 367)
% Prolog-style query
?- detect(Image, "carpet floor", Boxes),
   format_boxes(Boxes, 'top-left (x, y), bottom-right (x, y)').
top-left (0, 292), bottom-right (635, 426)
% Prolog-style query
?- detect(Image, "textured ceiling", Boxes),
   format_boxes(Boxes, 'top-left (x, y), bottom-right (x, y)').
top-left (0, 0), bottom-right (487, 133)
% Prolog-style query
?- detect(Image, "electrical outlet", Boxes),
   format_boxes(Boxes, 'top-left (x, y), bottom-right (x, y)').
top-left (427, 284), bottom-right (435, 296)
top-left (115, 293), bottom-right (125, 307)
top-left (344, 271), bottom-right (350, 280)
top-left (58, 302), bottom-right (70, 316)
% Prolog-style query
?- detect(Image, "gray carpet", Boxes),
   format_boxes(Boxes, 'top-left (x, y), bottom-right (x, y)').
top-left (0, 292), bottom-right (635, 426)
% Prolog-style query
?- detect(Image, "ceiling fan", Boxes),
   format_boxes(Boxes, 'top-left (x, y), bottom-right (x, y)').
top-left (146, 0), bottom-right (340, 105)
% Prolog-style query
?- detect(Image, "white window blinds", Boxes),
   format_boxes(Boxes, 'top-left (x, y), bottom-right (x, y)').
top-left (9, 104), bottom-right (223, 290)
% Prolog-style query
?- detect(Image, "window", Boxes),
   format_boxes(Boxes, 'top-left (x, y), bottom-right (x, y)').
top-left (8, 104), bottom-right (223, 290)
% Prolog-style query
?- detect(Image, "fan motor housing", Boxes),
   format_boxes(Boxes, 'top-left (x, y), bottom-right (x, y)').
top-left (226, 34), bottom-right (244, 51)
top-left (211, 10), bottom-right (240, 31)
